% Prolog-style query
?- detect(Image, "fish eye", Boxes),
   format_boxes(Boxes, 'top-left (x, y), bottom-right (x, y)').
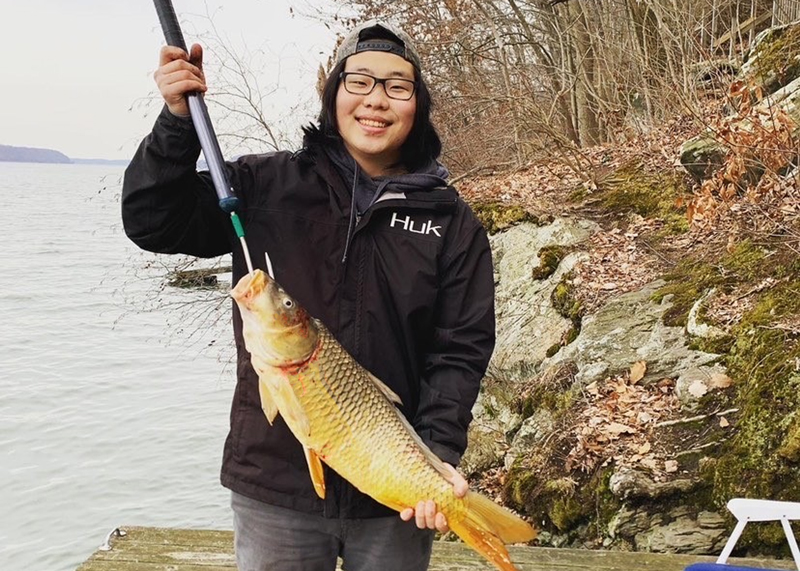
top-left (283, 298), bottom-right (294, 308)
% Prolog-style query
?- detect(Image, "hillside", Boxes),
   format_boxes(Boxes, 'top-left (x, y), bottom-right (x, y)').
top-left (456, 22), bottom-right (800, 558)
top-left (0, 144), bottom-right (72, 164)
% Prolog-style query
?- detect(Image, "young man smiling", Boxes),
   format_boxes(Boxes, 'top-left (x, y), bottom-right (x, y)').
top-left (122, 20), bottom-right (495, 571)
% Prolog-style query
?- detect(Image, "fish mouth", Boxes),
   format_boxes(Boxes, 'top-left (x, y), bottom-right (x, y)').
top-left (231, 269), bottom-right (269, 303)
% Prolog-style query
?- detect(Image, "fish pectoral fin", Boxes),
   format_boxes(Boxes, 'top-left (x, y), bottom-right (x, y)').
top-left (255, 367), bottom-right (311, 437)
top-left (257, 377), bottom-right (279, 425)
top-left (269, 372), bottom-right (312, 438)
top-left (303, 446), bottom-right (326, 499)
top-left (366, 371), bottom-right (403, 406)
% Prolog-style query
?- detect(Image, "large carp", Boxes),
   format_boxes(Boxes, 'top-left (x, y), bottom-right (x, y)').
top-left (231, 269), bottom-right (535, 570)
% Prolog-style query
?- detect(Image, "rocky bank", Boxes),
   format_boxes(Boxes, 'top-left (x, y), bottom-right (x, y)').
top-left (460, 22), bottom-right (800, 558)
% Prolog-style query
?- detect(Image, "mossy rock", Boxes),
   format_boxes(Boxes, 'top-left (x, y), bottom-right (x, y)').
top-left (652, 240), bottom-right (769, 327)
top-left (503, 464), bottom-right (619, 539)
top-left (656, 244), bottom-right (800, 552)
top-left (680, 133), bottom-right (728, 182)
top-left (743, 23), bottom-right (800, 95)
top-left (471, 202), bottom-right (538, 235)
top-left (595, 161), bottom-right (690, 234)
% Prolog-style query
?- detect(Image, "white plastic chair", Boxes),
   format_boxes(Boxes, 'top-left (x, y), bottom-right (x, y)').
top-left (714, 498), bottom-right (800, 570)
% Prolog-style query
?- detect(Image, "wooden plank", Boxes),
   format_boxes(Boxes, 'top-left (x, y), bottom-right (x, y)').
top-left (76, 526), bottom-right (797, 571)
top-left (713, 11), bottom-right (772, 48)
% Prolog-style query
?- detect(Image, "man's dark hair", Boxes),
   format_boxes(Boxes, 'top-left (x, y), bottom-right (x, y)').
top-left (302, 58), bottom-right (442, 171)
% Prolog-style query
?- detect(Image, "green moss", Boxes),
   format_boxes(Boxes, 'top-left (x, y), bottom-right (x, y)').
top-left (471, 202), bottom-right (538, 235)
top-left (545, 343), bottom-right (561, 358)
top-left (549, 496), bottom-right (583, 531)
top-left (532, 245), bottom-right (567, 280)
top-left (653, 240), bottom-right (770, 326)
top-left (778, 417), bottom-right (800, 463)
top-left (701, 278), bottom-right (800, 550)
top-left (514, 363), bottom-right (579, 422)
top-left (595, 161), bottom-right (690, 234)
top-left (565, 325), bottom-right (580, 344)
top-left (552, 272), bottom-right (584, 324)
top-left (689, 333), bottom-right (736, 355)
top-left (749, 24), bottom-right (800, 87)
top-left (503, 463), bottom-right (619, 539)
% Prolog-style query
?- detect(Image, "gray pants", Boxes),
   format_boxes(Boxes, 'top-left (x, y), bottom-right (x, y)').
top-left (231, 492), bottom-right (435, 571)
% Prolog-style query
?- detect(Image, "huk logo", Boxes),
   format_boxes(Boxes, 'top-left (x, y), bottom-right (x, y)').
top-left (389, 212), bottom-right (442, 237)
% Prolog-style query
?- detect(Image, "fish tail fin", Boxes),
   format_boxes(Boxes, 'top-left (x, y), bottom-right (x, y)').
top-left (449, 492), bottom-right (536, 571)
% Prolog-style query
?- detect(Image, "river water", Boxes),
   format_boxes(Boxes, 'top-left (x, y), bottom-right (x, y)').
top-left (0, 162), bottom-right (235, 571)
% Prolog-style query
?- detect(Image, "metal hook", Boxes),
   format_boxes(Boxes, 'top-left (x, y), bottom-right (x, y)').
top-left (99, 527), bottom-right (127, 551)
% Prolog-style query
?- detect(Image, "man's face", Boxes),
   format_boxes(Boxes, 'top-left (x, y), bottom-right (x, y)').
top-left (335, 50), bottom-right (417, 177)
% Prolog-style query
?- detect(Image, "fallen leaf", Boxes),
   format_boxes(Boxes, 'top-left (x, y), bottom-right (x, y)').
top-left (638, 441), bottom-right (652, 454)
top-left (665, 460), bottom-right (679, 473)
top-left (638, 411), bottom-right (654, 424)
top-left (606, 422), bottom-right (636, 436)
top-left (630, 361), bottom-right (647, 384)
top-left (720, 416), bottom-right (730, 428)
top-left (641, 456), bottom-right (658, 470)
top-left (709, 373), bottom-right (733, 389)
top-left (688, 380), bottom-right (709, 398)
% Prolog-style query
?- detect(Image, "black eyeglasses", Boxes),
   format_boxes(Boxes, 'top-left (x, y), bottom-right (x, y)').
top-left (339, 72), bottom-right (417, 101)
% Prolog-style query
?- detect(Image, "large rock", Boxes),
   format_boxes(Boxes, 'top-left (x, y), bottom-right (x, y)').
top-left (679, 134), bottom-right (727, 182)
top-left (741, 23), bottom-right (800, 95)
top-left (488, 218), bottom-right (599, 381)
top-left (609, 467), bottom-right (699, 501)
top-left (461, 218), bottom-right (598, 474)
top-left (634, 508), bottom-right (728, 554)
top-left (609, 503), bottom-right (727, 554)
top-left (539, 282), bottom-right (723, 401)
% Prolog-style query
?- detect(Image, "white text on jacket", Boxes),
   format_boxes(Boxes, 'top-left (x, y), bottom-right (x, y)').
top-left (389, 212), bottom-right (442, 237)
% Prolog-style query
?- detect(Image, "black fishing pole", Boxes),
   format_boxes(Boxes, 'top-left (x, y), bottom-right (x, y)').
top-left (152, 0), bottom-right (258, 275)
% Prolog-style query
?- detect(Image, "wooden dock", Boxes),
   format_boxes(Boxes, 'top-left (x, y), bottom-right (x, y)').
top-left (76, 526), bottom-right (795, 570)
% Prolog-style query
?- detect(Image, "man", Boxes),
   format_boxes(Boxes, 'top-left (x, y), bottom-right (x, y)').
top-left (122, 20), bottom-right (495, 570)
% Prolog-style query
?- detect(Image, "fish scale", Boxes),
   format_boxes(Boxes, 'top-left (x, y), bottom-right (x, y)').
top-left (292, 326), bottom-right (458, 515)
top-left (232, 269), bottom-right (536, 571)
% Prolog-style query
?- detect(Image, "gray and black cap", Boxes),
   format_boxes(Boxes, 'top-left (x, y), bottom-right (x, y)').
top-left (335, 20), bottom-right (422, 70)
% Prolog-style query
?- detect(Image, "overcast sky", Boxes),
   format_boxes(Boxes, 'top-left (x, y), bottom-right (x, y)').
top-left (0, 0), bottom-right (337, 160)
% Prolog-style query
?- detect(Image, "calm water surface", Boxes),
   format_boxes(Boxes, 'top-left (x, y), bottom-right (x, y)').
top-left (0, 163), bottom-right (234, 571)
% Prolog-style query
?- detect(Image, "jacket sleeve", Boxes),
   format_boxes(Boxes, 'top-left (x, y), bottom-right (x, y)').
top-left (121, 106), bottom-right (234, 257)
top-left (413, 213), bottom-right (495, 467)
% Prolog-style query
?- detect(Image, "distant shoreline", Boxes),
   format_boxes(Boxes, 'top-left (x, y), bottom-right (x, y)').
top-left (0, 143), bottom-right (129, 166)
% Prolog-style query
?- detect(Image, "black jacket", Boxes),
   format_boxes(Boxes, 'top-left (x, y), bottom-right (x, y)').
top-left (121, 107), bottom-right (496, 518)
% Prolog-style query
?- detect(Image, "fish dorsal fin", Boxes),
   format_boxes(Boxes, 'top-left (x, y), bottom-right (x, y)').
top-left (364, 370), bottom-right (451, 479)
top-left (366, 371), bottom-right (403, 406)
top-left (389, 399), bottom-right (452, 480)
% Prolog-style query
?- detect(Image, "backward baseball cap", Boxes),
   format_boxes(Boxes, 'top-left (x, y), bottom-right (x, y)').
top-left (335, 20), bottom-right (422, 70)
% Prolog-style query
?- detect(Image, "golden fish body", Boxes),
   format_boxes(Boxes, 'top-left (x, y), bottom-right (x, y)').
top-left (232, 270), bottom-right (535, 571)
